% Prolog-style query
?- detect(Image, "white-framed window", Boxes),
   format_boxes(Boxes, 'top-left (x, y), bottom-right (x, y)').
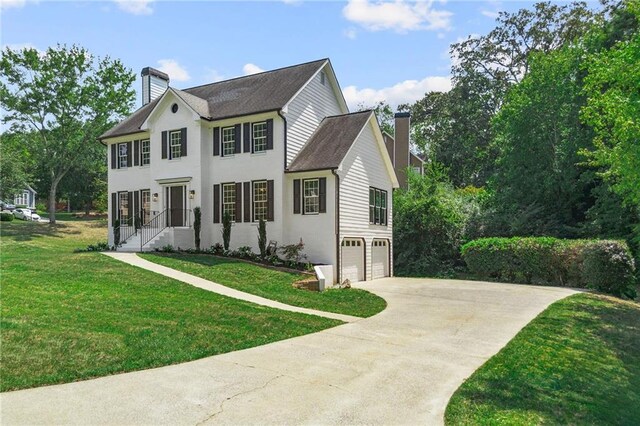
top-left (222, 183), bottom-right (236, 222)
top-left (15, 191), bottom-right (28, 206)
top-left (141, 189), bottom-right (150, 224)
top-left (170, 131), bottom-right (181, 159)
top-left (141, 139), bottom-right (150, 166)
top-left (222, 126), bottom-right (235, 156)
top-left (118, 143), bottom-right (128, 168)
top-left (118, 192), bottom-right (129, 224)
top-left (303, 179), bottom-right (319, 214)
top-left (253, 181), bottom-right (267, 221)
top-left (369, 187), bottom-right (387, 226)
top-left (252, 122), bottom-right (267, 153)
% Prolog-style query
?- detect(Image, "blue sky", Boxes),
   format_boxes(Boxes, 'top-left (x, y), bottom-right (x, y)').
top-left (1, 0), bottom-right (599, 110)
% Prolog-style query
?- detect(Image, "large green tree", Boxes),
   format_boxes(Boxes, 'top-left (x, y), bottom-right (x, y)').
top-left (0, 133), bottom-right (30, 201)
top-left (0, 45), bottom-right (135, 223)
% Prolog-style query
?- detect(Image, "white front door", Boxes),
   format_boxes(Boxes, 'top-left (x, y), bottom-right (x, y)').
top-left (372, 239), bottom-right (389, 279)
top-left (341, 238), bottom-right (364, 283)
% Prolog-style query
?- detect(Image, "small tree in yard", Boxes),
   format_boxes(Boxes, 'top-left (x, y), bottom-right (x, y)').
top-left (193, 207), bottom-right (201, 251)
top-left (257, 218), bottom-right (267, 257)
top-left (280, 238), bottom-right (307, 266)
top-left (0, 45), bottom-right (135, 224)
top-left (222, 212), bottom-right (231, 251)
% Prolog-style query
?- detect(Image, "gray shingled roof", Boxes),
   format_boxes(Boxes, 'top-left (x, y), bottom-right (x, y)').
top-left (100, 59), bottom-right (328, 140)
top-left (287, 110), bottom-right (373, 172)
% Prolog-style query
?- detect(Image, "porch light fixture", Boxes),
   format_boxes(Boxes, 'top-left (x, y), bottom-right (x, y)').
top-left (189, 190), bottom-right (195, 199)
top-left (152, 193), bottom-right (158, 202)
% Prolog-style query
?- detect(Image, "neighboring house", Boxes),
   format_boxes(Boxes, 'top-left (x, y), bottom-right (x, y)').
top-left (14, 186), bottom-right (36, 209)
top-left (382, 113), bottom-right (425, 189)
top-left (100, 59), bottom-right (404, 283)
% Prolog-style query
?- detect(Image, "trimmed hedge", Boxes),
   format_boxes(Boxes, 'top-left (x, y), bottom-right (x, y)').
top-left (461, 237), bottom-right (637, 298)
top-left (1, 212), bottom-right (14, 222)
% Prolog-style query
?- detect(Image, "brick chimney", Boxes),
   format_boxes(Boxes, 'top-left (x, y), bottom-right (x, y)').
top-left (394, 112), bottom-right (410, 189)
top-left (141, 67), bottom-right (169, 106)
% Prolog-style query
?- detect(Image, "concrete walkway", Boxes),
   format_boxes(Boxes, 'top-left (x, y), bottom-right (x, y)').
top-left (1, 276), bottom-right (577, 425)
top-left (102, 252), bottom-right (361, 323)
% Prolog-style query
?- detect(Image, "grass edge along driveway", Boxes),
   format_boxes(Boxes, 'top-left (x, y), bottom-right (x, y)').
top-left (1, 221), bottom-right (342, 392)
top-left (140, 252), bottom-right (387, 318)
top-left (445, 293), bottom-right (640, 425)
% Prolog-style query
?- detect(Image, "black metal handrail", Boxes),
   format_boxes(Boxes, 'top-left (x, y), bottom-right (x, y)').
top-left (140, 209), bottom-right (169, 250)
top-left (167, 208), bottom-right (192, 228)
top-left (116, 216), bottom-right (137, 246)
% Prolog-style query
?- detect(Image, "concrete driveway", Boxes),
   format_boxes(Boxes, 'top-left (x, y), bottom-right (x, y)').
top-left (1, 278), bottom-right (576, 425)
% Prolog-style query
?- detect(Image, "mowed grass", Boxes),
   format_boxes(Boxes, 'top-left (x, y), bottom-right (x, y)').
top-left (140, 253), bottom-right (387, 318)
top-left (445, 293), bottom-right (640, 425)
top-left (0, 221), bottom-right (341, 392)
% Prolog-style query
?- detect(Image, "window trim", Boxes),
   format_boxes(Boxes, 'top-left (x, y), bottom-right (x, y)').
top-left (252, 180), bottom-right (268, 222)
top-left (303, 178), bottom-right (320, 215)
top-left (369, 187), bottom-right (388, 226)
top-left (140, 139), bottom-right (150, 166)
top-left (169, 130), bottom-right (182, 160)
top-left (221, 182), bottom-right (236, 222)
top-left (252, 121), bottom-right (267, 153)
top-left (222, 126), bottom-right (236, 157)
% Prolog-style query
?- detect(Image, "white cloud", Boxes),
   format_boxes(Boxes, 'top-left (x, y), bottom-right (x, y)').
top-left (113, 0), bottom-right (154, 15)
top-left (481, 10), bottom-right (499, 19)
top-left (342, 75), bottom-right (452, 110)
top-left (1, 0), bottom-right (37, 9)
top-left (243, 63), bottom-right (264, 75)
top-left (343, 0), bottom-right (452, 33)
top-left (344, 28), bottom-right (358, 40)
top-left (157, 59), bottom-right (190, 82)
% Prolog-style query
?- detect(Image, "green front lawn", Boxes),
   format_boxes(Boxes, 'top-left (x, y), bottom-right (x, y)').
top-left (0, 221), bottom-right (341, 392)
top-left (140, 253), bottom-right (387, 318)
top-left (445, 293), bottom-right (640, 425)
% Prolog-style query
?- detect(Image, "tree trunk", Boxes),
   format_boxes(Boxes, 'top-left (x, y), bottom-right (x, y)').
top-left (48, 184), bottom-right (57, 224)
top-left (84, 202), bottom-right (91, 216)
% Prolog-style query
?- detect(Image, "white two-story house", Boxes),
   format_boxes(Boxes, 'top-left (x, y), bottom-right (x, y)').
top-left (100, 59), bottom-right (405, 283)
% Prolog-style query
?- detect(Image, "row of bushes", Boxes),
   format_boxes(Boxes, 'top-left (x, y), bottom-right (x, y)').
top-left (461, 237), bottom-right (637, 298)
top-left (1, 212), bottom-right (14, 222)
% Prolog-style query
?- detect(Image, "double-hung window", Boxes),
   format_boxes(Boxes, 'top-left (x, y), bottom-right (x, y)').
top-left (252, 122), bottom-right (267, 153)
top-left (141, 139), bottom-right (150, 166)
top-left (369, 187), bottom-right (387, 225)
top-left (222, 127), bottom-right (235, 156)
top-left (303, 179), bottom-right (319, 214)
top-left (170, 131), bottom-right (182, 159)
top-left (118, 143), bottom-right (128, 168)
top-left (253, 181), bottom-right (267, 221)
top-left (118, 192), bottom-right (129, 224)
top-left (222, 183), bottom-right (236, 222)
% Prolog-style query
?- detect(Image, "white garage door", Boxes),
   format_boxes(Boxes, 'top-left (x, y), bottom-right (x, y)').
top-left (372, 239), bottom-right (390, 279)
top-left (341, 238), bottom-right (364, 283)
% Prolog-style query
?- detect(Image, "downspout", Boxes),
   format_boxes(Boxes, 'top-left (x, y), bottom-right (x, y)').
top-left (332, 169), bottom-right (340, 285)
top-left (277, 110), bottom-right (288, 170)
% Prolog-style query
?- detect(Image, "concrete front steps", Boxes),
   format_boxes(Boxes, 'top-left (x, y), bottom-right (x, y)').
top-left (118, 228), bottom-right (171, 252)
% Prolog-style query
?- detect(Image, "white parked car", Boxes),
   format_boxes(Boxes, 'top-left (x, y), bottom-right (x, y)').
top-left (13, 208), bottom-right (37, 221)
top-left (31, 212), bottom-right (42, 221)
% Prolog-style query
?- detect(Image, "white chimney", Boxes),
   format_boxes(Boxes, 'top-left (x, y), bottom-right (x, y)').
top-left (141, 67), bottom-right (169, 106)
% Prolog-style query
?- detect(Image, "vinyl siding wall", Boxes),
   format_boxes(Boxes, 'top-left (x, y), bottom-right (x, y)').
top-left (284, 64), bottom-right (345, 167)
top-left (338, 119), bottom-right (394, 281)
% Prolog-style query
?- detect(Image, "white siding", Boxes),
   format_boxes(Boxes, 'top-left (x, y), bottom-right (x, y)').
top-left (338, 118), bottom-right (394, 281)
top-left (284, 64), bottom-right (345, 167)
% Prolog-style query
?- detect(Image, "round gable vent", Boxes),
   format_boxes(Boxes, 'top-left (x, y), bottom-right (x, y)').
top-left (171, 103), bottom-right (179, 113)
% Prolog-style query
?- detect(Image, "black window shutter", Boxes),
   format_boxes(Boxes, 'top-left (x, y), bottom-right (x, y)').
top-left (267, 179), bottom-right (274, 222)
top-left (180, 127), bottom-right (187, 157)
top-left (111, 144), bottom-right (117, 169)
top-left (266, 118), bottom-right (274, 150)
top-left (111, 192), bottom-right (117, 225)
top-left (134, 140), bottom-right (140, 166)
top-left (126, 142), bottom-right (132, 167)
top-left (319, 177), bottom-right (327, 213)
top-left (235, 182), bottom-right (242, 222)
top-left (213, 127), bottom-right (220, 156)
top-left (243, 123), bottom-right (251, 153)
top-left (213, 184), bottom-right (220, 223)
top-left (293, 179), bottom-right (301, 214)
top-left (234, 124), bottom-right (241, 154)
top-left (243, 182), bottom-right (250, 222)
top-left (133, 190), bottom-right (140, 222)
top-left (161, 131), bottom-right (168, 159)
top-left (127, 192), bottom-right (133, 223)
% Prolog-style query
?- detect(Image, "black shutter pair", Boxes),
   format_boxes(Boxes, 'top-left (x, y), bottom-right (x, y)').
top-left (243, 182), bottom-right (251, 222)
top-left (293, 178), bottom-right (326, 214)
top-left (127, 192), bottom-right (133, 224)
top-left (243, 123), bottom-right (251, 153)
top-left (213, 184), bottom-right (220, 223)
top-left (267, 180), bottom-right (274, 222)
top-left (213, 127), bottom-right (220, 156)
top-left (233, 124), bottom-right (241, 155)
top-left (111, 192), bottom-right (117, 225)
top-left (110, 144), bottom-right (117, 169)
top-left (126, 142), bottom-right (132, 167)
top-left (162, 131), bottom-right (168, 159)
top-left (235, 182), bottom-right (242, 222)
top-left (134, 140), bottom-right (140, 166)
top-left (181, 127), bottom-right (188, 157)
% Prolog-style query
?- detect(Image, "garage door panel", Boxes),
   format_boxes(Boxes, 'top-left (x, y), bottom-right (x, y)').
top-left (341, 239), bottom-right (364, 283)
top-left (372, 239), bottom-right (389, 279)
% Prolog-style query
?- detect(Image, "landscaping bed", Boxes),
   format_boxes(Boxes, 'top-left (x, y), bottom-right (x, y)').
top-left (140, 252), bottom-right (387, 318)
top-left (445, 293), bottom-right (640, 425)
top-left (0, 221), bottom-right (342, 392)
